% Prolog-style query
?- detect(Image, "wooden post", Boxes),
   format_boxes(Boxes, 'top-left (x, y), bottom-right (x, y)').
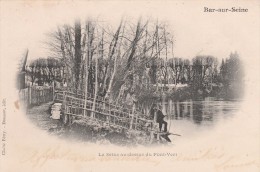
top-left (149, 119), bottom-right (155, 143)
top-left (52, 81), bottom-right (55, 102)
top-left (63, 91), bottom-right (66, 112)
top-left (134, 104), bottom-right (137, 130)
top-left (177, 101), bottom-right (180, 118)
top-left (108, 100), bottom-right (111, 124)
top-left (28, 85), bottom-right (32, 106)
top-left (130, 107), bottom-right (134, 130)
top-left (190, 100), bottom-right (193, 118)
top-left (157, 133), bottom-right (160, 141)
top-left (153, 107), bottom-right (157, 123)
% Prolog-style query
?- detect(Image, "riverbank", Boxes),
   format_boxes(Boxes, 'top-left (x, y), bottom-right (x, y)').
top-left (26, 101), bottom-right (169, 146)
top-left (26, 102), bottom-right (61, 131)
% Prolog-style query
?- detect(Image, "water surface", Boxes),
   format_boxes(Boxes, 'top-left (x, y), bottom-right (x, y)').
top-left (158, 97), bottom-right (242, 138)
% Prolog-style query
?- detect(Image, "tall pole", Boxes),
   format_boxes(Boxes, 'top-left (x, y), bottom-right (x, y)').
top-left (91, 28), bottom-right (99, 118)
top-left (83, 21), bottom-right (90, 117)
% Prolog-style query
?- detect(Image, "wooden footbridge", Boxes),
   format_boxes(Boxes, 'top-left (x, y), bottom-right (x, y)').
top-left (54, 89), bottom-right (172, 144)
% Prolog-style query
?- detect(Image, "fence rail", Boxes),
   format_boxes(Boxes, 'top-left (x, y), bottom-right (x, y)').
top-left (19, 86), bottom-right (54, 107)
top-left (54, 90), bottom-right (155, 132)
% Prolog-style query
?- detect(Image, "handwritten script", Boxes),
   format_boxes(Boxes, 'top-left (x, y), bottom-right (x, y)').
top-left (20, 145), bottom-right (259, 171)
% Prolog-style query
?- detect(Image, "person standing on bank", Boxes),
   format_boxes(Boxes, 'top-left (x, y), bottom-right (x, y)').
top-left (150, 104), bottom-right (168, 132)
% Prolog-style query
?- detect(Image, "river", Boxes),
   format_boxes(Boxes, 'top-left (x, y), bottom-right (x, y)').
top-left (157, 97), bottom-right (242, 140)
top-left (26, 96), bottom-right (242, 144)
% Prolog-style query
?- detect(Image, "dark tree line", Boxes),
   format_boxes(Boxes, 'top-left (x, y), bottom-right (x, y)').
top-left (138, 52), bottom-right (244, 99)
top-left (218, 52), bottom-right (244, 98)
top-left (25, 57), bottom-right (65, 86)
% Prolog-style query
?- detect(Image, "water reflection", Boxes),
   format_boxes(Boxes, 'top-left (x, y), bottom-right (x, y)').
top-left (160, 97), bottom-right (241, 126)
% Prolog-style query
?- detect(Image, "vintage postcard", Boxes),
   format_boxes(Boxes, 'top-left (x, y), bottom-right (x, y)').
top-left (0, 0), bottom-right (259, 172)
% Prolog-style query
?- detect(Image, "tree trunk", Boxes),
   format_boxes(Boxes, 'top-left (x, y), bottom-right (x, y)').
top-left (74, 20), bottom-right (82, 91)
top-left (105, 20), bottom-right (124, 99)
top-left (104, 20), bottom-right (123, 99)
top-left (83, 22), bottom-right (90, 117)
top-left (164, 26), bottom-right (168, 87)
top-left (91, 29), bottom-right (100, 118)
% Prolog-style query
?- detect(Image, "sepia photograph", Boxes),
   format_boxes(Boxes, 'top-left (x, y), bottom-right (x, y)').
top-left (1, 0), bottom-right (259, 172)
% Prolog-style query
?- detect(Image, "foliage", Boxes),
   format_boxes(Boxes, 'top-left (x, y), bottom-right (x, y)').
top-left (43, 17), bottom-right (244, 103)
top-left (47, 17), bottom-right (174, 103)
top-left (26, 57), bottom-right (64, 85)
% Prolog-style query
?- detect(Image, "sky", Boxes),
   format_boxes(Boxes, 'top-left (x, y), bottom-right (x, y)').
top-left (1, 0), bottom-right (259, 64)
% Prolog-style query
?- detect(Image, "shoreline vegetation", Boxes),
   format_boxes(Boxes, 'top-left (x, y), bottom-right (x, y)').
top-left (21, 50), bottom-right (244, 106)
top-left (138, 84), bottom-right (244, 104)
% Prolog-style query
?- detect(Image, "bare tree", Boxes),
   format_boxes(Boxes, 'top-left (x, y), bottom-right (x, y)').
top-left (74, 20), bottom-right (82, 91)
top-left (104, 19), bottom-right (123, 98)
top-left (47, 17), bottom-right (175, 105)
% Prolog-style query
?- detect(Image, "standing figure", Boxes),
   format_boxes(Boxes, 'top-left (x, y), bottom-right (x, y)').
top-left (156, 105), bottom-right (168, 132)
top-left (150, 104), bottom-right (168, 132)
